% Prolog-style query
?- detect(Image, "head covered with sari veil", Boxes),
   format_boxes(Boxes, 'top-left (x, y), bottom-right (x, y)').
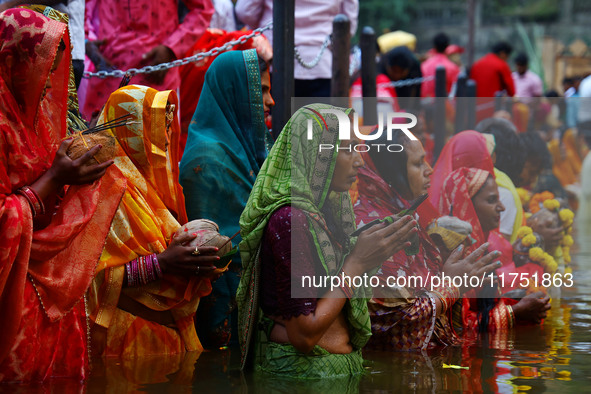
top-left (180, 48), bottom-right (269, 249)
top-left (438, 167), bottom-right (492, 252)
top-left (429, 130), bottom-right (495, 209)
top-left (237, 104), bottom-right (372, 369)
top-left (0, 8), bottom-right (123, 362)
top-left (88, 85), bottom-right (210, 356)
top-left (355, 131), bottom-right (442, 283)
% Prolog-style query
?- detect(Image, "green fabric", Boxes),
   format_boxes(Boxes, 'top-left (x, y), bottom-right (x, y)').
top-left (179, 49), bottom-right (268, 252)
top-left (237, 104), bottom-right (373, 373)
top-left (260, 343), bottom-right (365, 379)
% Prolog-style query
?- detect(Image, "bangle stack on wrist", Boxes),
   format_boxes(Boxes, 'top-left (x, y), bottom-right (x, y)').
top-left (431, 286), bottom-right (460, 313)
top-left (125, 253), bottom-right (163, 287)
top-left (16, 186), bottom-right (45, 218)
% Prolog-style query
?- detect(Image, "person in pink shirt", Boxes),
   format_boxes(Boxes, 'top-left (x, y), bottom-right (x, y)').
top-left (512, 52), bottom-right (543, 102)
top-left (79, 0), bottom-right (213, 119)
top-left (421, 33), bottom-right (460, 98)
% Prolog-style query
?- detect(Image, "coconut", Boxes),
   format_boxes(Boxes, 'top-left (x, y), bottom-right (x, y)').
top-left (174, 219), bottom-right (233, 257)
top-left (66, 131), bottom-right (118, 164)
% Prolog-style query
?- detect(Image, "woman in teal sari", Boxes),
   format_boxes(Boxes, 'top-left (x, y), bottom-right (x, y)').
top-left (179, 49), bottom-right (274, 348)
top-left (237, 104), bottom-right (416, 378)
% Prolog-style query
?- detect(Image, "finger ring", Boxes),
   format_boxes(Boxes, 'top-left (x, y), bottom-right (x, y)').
top-left (196, 266), bottom-right (200, 274)
top-left (192, 247), bottom-right (200, 256)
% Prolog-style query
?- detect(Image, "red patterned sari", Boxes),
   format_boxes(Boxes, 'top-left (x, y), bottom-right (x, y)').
top-left (354, 154), bottom-right (459, 350)
top-left (0, 8), bottom-right (122, 383)
top-left (438, 168), bottom-right (514, 335)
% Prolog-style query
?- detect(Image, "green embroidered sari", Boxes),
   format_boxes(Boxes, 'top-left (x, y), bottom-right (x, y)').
top-left (237, 104), bottom-right (372, 378)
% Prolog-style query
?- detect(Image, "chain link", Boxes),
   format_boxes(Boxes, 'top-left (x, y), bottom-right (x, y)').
top-left (294, 35), bottom-right (331, 69)
top-left (376, 75), bottom-right (435, 88)
top-left (83, 23), bottom-right (273, 79)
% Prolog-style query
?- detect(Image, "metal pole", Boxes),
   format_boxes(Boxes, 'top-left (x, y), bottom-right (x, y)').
top-left (360, 26), bottom-right (377, 125)
top-left (454, 73), bottom-right (467, 133)
top-left (331, 14), bottom-right (351, 98)
top-left (433, 66), bottom-right (447, 159)
top-left (466, 0), bottom-right (476, 68)
top-left (271, 0), bottom-right (294, 139)
top-left (466, 79), bottom-right (477, 129)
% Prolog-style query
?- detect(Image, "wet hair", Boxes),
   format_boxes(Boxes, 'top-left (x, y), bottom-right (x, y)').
top-left (433, 33), bottom-right (450, 53)
top-left (368, 129), bottom-right (412, 198)
top-left (515, 52), bottom-right (528, 66)
top-left (492, 41), bottom-right (513, 56)
top-left (475, 117), bottom-right (525, 184)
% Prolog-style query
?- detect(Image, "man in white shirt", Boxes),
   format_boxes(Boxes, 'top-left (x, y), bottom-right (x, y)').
top-left (235, 0), bottom-right (358, 97)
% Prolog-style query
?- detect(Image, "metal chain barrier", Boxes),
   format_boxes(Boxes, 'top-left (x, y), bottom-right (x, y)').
top-left (377, 75), bottom-right (435, 89)
top-left (294, 34), bottom-right (331, 69)
top-left (83, 22), bottom-right (273, 79)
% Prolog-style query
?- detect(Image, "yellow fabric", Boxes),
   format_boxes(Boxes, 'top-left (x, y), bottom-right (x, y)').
top-left (548, 133), bottom-right (580, 187)
top-left (88, 85), bottom-right (210, 356)
top-left (494, 168), bottom-right (524, 243)
top-left (377, 30), bottom-right (417, 52)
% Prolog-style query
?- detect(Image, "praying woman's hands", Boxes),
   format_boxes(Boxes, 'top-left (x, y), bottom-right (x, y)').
top-left (157, 231), bottom-right (220, 278)
top-left (512, 291), bottom-right (551, 324)
top-left (442, 242), bottom-right (502, 294)
top-left (343, 215), bottom-right (416, 277)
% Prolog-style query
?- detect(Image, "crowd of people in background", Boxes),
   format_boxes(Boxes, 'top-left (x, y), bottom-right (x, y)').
top-left (0, 0), bottom-right (589, 387)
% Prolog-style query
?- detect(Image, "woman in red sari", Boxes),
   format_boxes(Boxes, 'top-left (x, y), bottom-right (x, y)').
top-left (438, 168), bottom-right (550, 334)
top-left (355, 130), bottom-right (499, 350)
top-left (0, 8), bottom-right (119, 383)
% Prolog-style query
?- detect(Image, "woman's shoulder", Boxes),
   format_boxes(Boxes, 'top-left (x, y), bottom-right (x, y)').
top-left (268, 205), bottom-right (309, 229)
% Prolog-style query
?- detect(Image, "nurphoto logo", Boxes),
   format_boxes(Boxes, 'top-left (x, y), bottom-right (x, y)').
top-left (306, 109), bottom-right (418, 152)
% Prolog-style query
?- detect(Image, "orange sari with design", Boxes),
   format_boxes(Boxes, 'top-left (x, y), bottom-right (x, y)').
top-left (0, 8), bottom-right (123, 383)
top-left (87, 85), bottom-right (211, 366)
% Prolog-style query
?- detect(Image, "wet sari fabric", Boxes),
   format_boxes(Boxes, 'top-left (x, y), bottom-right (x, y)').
top-left (88, 85), bottom-right (211, 360)
top-left (0, 8), bottom-right (121, 382)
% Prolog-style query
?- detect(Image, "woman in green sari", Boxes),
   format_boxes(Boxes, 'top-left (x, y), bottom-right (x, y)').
top-left (179, 49), bottom-right (274, 348)
top-left (237, 104), bottom-right (416, 378)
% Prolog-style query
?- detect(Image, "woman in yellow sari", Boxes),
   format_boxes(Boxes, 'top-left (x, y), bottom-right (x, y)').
top-left (87, 85), bottom-right (220, 367)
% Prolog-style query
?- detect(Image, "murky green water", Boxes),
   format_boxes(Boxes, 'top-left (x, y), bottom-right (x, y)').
top-left (77, 251), bottom-right (591, 393)
top-left (3, 253), bottom-right (589, 393)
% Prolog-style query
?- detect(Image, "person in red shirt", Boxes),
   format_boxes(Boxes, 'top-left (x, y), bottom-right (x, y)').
top-left (421, 32), bottom-right (460, 97)
top-left (470, 42), bottom-right (515, 98)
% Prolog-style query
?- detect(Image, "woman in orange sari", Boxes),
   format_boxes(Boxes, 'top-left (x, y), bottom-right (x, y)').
top-left (0, 8), bottom-right (118, 382)
top-left (87, 85), bottom-right (220, 368)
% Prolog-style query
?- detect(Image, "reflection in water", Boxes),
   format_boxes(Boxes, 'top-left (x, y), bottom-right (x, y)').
top-left (10, 252), bottom-right (589, 393)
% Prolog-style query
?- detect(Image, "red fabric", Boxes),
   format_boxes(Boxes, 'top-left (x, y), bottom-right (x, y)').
top-left (355, 154), bottom-right (442, 281)
top-left (429, 130), bottom-right (495, 210)
top-left (438, 168), bottom-right (517, 333)
top-left (470, 53), bottom-right (515, 97)
top-left (0, 8), bottom-right (123, 379)
top-left (0, 284), bottom-right (89, 383)
top-left (437, 167), bottom-right (491, 252)
top-left (421, 53), bottom-right (460, 98)
top-left (350, 73), bottom-right (400, 119)
top-left (178, 29), bottom-right (261, 153)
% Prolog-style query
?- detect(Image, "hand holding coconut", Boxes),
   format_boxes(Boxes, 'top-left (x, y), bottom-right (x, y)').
top-left (48, 138), bottom-right (114, 186)
top-left (158, 219), bottom-right (236, 278)
top-left (157, 230), bottom-right (221, 277)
